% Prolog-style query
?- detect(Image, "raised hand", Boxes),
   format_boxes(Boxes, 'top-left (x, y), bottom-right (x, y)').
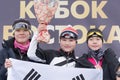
top-left (36, 23), bottom-right (50, 43)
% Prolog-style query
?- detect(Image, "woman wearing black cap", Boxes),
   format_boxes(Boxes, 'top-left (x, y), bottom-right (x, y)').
top-left (75, 28), bottom-right (120, 80)
top-left (0, 18), bottom-right (32, 80)
top-left (27, 24), bottom-right (78, 67)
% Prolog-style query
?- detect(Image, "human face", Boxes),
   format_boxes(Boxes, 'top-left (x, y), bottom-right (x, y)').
top-left (14, 29), bottom-right (30, 44)
top-left (88, 37), bottom-right (103, 51)
top-left (60, 38), bottom-right (77, 53)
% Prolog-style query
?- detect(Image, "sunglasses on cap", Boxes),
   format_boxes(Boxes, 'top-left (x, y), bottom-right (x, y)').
top-left (13, 22), bottom-right (31, 30)
top-left (87, 31), bottom-right (103, 38)
top-left (60, 31), bottom-right (78, 40)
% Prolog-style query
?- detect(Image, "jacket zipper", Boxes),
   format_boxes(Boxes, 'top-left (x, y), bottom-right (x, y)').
top-left (18, 49), bottom-right (23, 60)
top-left (92, 56), bottom-right (100, 66)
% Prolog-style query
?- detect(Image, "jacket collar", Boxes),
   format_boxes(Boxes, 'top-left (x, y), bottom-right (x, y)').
top-left (59, 49), bottom-right (76, 59)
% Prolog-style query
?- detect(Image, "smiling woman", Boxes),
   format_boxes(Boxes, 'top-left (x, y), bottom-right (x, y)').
top-left (0, 18), bottom-right (33, 80)
top-left (75, 28), bottom-right (120, 80)
top-left (27, 25), bottom-right (78, 67)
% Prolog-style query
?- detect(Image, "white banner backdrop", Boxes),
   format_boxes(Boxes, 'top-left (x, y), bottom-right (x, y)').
top-left (7, 58), bottom-right (103, 80)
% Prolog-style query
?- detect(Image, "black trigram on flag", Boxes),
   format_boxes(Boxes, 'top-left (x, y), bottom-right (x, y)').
top-left (72, 74), bottom-right (85, 80)
top-left (23, 68), bottom-right (41, 80)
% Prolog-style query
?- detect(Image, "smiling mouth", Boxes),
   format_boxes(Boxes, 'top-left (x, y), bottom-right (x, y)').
top-left (92, 46), bottom-right (99, 48)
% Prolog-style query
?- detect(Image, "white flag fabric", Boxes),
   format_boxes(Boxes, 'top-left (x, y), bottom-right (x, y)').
top-left (7, 58), bottom-right (103, 80)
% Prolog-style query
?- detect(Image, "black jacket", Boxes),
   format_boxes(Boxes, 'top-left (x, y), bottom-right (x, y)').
top-left (75, 48), bottom-right (120, 80)
top-left (0, 38), bottom-right (30, 80)
top-left (35, 47), bottom-right (77, 67)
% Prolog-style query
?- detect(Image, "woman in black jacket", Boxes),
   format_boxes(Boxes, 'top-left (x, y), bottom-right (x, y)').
top-left (75, 28), bottom-right (120, 80)
top-left (27, 24), bottom-right (78, 67)
top-left (0, 18), bottom-right (32, 80)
